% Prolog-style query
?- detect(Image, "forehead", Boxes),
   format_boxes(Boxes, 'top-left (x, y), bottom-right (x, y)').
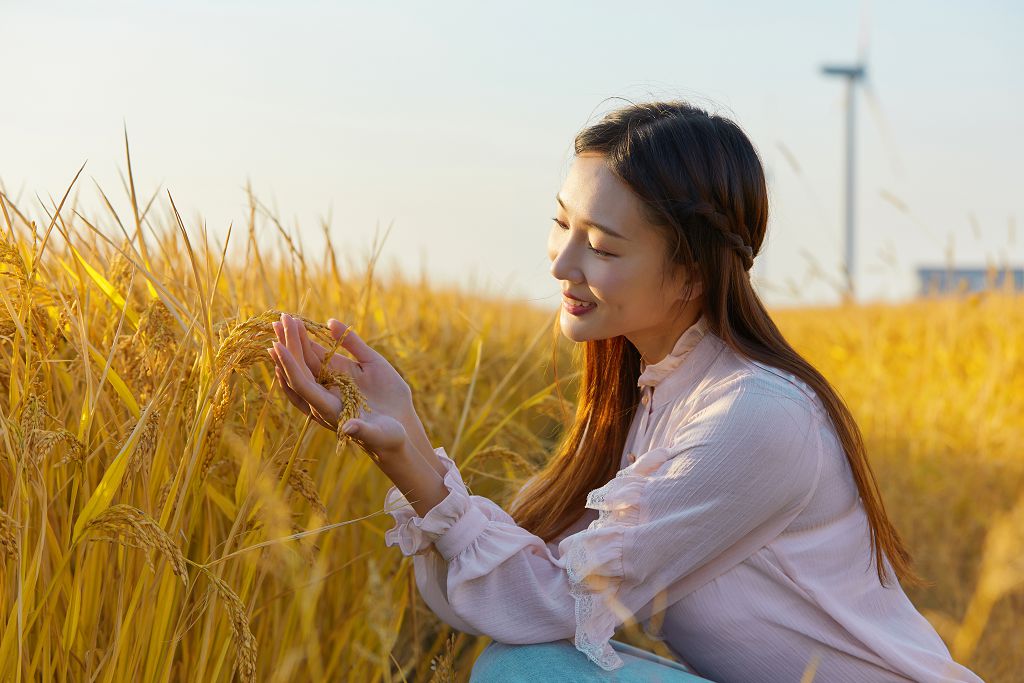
top-left (558, 153), bottom-right (649, 237)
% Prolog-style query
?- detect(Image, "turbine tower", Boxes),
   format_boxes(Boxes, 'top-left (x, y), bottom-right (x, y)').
top-left (821, 61), bottom-right (865, 300)
top-left (820, 1), bottom-right (885, 301)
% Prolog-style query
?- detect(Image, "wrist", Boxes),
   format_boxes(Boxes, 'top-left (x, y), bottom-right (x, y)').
top-left (385, 438), bottom-right (449, 518)
top-left (398, 410), bottom-right (446, 479)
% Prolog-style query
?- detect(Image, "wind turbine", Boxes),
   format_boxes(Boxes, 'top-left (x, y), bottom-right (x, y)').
top-left (820, 1), bottom-right (898, 301)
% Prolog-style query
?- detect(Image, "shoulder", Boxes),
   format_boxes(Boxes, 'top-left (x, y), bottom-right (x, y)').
top-left (682, 344), bottom-right (824, 428)
top-left (658, 352), bottom-right (826, 491)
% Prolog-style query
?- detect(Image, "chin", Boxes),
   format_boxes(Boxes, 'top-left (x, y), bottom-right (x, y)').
top-left (559, 318), bottom-right (607, 343)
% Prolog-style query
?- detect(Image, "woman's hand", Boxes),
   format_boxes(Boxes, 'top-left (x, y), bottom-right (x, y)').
top-left (268, 313), bottom-right (433, 463)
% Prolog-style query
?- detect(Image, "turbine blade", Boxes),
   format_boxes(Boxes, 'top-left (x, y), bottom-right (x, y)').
top-left (862, 80), bottom-right (904, 178)
top-left (858, 0), bottom-right (872, 64)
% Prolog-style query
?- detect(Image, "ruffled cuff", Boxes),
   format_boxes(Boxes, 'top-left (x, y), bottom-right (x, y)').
top-left (558, 445), bottom-right (676, 672)
top-left (383, 446), bottom-right (490, 560)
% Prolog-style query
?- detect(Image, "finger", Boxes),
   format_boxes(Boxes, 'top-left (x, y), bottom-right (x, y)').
top-left (281, 313), bottom-right (315, 383)
top-left (272, 320), bottom-right (285, 346)
top-left (276, 365), bottom-right (335, 430)
top-left (302, 324), bottom-right (359, 376)
top-left (275, 363), bottom-right (309, 413)
top-left (327, 319), bottom-right (379, 365)
top-left (273, 341), bottom-right (340, 419)
top-left (297, 322), bottom-right (329, 377)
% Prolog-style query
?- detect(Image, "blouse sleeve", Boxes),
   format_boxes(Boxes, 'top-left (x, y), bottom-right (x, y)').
top-left (383, 380), bottom-right (824, 671)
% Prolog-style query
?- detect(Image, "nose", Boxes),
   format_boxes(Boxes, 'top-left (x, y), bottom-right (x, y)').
top-left (549, 237), bottom-right (584, 284)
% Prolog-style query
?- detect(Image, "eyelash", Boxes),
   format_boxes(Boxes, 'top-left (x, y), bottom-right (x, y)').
top-left (551, 218), bottom-right (615, 257)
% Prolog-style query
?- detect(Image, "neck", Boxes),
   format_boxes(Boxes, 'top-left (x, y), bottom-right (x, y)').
top-left (629, 304), bottom-right (703, 367)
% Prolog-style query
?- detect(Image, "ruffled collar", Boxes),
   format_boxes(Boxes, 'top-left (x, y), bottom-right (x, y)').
top-left (637, 314), bottom-right (710, 388)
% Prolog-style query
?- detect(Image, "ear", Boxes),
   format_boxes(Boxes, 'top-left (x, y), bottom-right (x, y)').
top-left (676, 265), bottom-right (702, 301)
top-left (665, 261), bottom-right (702, 303)
top-left (685, 276), bottom-right (703, 300)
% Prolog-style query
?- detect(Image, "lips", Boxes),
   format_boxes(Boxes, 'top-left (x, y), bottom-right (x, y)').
top-left (563, 293), bottom-right (595, 304)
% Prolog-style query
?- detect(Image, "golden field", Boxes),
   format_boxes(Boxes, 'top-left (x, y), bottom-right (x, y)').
top-left (0, 163), bottom-right (1021, 682)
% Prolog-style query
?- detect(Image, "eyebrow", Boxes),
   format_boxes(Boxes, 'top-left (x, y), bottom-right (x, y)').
top-left (555, 194), bottom-right (630, 241)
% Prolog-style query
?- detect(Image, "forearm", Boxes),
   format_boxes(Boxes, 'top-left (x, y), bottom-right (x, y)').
top-left (379, 438), bottom-right (450, 518)
top-left (398, 409), bottom-right (448, 480)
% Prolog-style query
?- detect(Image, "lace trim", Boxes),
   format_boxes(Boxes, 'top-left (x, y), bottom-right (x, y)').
top-left (561, 446), bottom-right (677, 671)
top-left (383, 447), bottom-right (467, 556)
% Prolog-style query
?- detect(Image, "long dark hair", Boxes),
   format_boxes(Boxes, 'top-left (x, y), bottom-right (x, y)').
top-left (508, 99), bottom-right (925, 589)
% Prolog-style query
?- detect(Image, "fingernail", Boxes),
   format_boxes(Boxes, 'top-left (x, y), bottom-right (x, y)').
top-left (342, 421), bottom-right (356, 434)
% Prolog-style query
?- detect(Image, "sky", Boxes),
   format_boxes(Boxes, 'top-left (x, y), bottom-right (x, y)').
top-left (3, 0), bottom-right (1022, 310)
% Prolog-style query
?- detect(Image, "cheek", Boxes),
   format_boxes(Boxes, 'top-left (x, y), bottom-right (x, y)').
top-left (587, 263), bottom-right (634, 305)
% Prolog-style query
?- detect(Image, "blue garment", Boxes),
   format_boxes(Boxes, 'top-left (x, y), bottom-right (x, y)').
top-left (469, 638), bottom-right (717, 682)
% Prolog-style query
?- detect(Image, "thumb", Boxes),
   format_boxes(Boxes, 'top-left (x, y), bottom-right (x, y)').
top-left (327, 319), bottom-right (380, 364)
top-left (341, 419), bottom-right (361, 435)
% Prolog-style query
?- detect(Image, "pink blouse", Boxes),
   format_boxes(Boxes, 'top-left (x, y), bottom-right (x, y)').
top-left (383, 315), bottom-right (985, 682)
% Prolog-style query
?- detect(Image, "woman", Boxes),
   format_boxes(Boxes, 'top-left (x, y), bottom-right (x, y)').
top-left (268, 100), bottom-right (984, 682)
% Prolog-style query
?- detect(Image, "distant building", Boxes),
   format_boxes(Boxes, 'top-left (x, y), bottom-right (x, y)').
top-left (916, 266), bottom-right (1024, 296)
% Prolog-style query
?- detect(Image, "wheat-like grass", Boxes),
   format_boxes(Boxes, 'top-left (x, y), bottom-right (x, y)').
top-left (471, 446), bottom-right (538, 475)
top-left (84, 504), bottom-right (188, 582)
top-left (28, 428), bottom-right (84, 468)
top-left (119, 405), bottom-right (161, 486)
top-left (0, 237), bottom-right (26, 280)
top-left (428, 633), bottom-right (457, 683)
top-left (107, 245), bottom-right (134, 293)
top-left (129, 300), bottom-right (178, 387)
top-left (201, 379), bottom-right (234, 477)
top-left (319, 369), bottom-right (372, 455)
top-left (18, 391), bottom-right (47, 435)
top-left (204, 570), bottom-right (258, 683)
top-left (951, 491), bottom-right (1024, 661)
top-left (201, 309), bottom-right (342, 476)
top-left (272, 454), bottom-right (327, 518)
top-left (1, 160), bottom-right (1016, 681)
top-left (214, 309), bottom-right (332, 377)
top-left (0, 508), bottom-right (19, 561)
top-left (16, 389), bottom-right (85, 470)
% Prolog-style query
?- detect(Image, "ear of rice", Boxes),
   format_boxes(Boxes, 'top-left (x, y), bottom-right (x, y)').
top-left (320, 369), bottom-right (371, 455)
top-left (204, 569), bottom-right (258, 683)
top-left (214, 309), bottom-right (332, 377)
top-left (0, 508), bottom-right (19, 560)
top-left (120, 406), bottom-right (161, 488)
top-left (428, 633), bottom-right (457, 683)
top-left (273, 454), bottom-right (327, 518)
top-left (0, 237), bottom-right (27, 280)
top-left (30, 428), bottom-right (85, 468)
top-left (83, 504), bottom-right (187, 583)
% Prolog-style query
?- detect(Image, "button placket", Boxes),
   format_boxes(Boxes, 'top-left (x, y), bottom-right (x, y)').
top-left (638, 387), bottom-right (654, 436)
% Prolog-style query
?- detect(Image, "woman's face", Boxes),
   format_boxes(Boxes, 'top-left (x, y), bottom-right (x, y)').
top-left (547, 152), bottom-right (702, 359)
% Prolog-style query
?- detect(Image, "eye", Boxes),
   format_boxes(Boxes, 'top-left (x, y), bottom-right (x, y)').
top-left (551, 218), bottom-right (615, 258)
